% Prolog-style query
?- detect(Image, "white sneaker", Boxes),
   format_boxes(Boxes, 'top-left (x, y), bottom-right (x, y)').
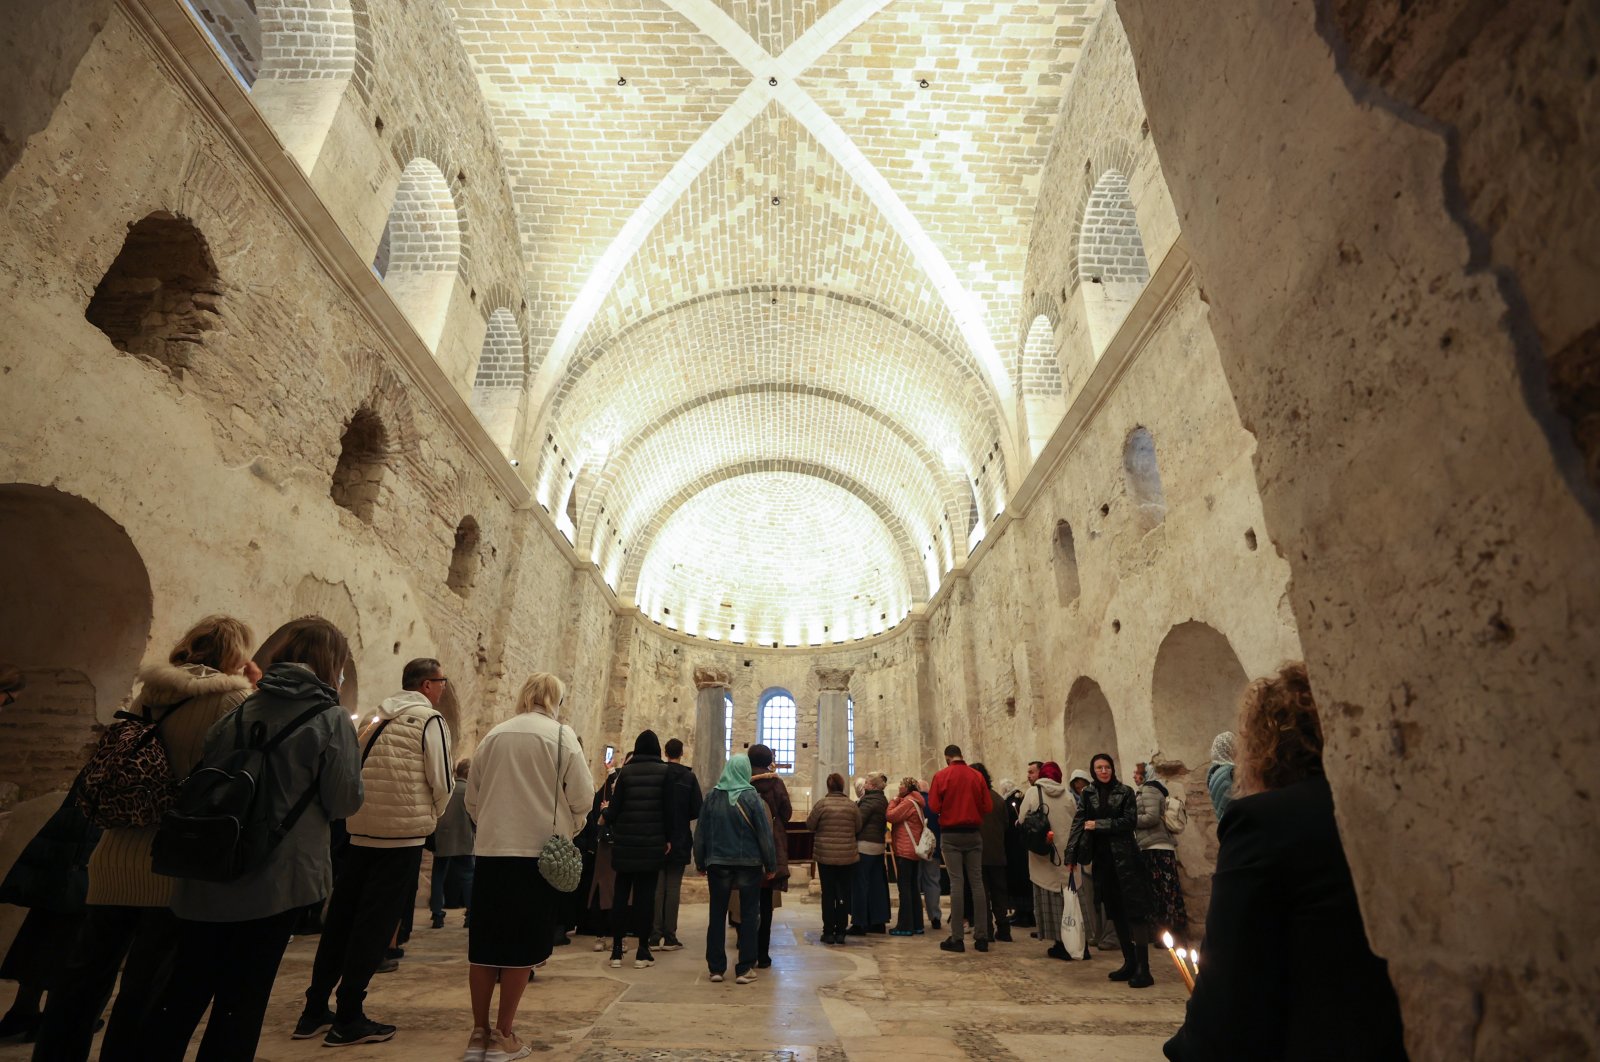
top-left (656, 938), bottom-right (684, 952)
top-left (608, 956), bottom-right (622, 969)
top-left (462, 1027), bottom-right (490, 1062)
top-left (633, 957), bottom-right (655, 968)
top-left (709, 972), bottom-right (724, 982)
top-left (592, 938), bottom-right (607, 952)
top-left (736, 970), bottom-right (757, 984)
top-left (484, 1028), bottom-right (532, 1062)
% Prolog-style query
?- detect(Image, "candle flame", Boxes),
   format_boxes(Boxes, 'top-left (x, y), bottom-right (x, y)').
top-left (1192, 953), bottom-right (1200, 970)
top-left (1162, 931), bottom-right (1175, 949)
top-left (1176, 947), bottom-right (1188, 961)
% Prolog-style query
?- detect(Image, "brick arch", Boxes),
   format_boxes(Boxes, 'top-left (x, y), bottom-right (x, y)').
top-left (615, 460), bottom-right (930, 603)
top-left (383, 130), bottom-right (472, 284)
top-left (1018, 311), bottom-right (1063, 399)
top-left (256, 0), bottom-right (355, 84)
top-left (1063, 139), bottom-right (1144, 293)
top-left (346, 0), bottom-right (374, 106)
top-left (473, 307), bottom-right (525, 389)
top-left (573, 382), bottom-right (966, 555)
top-left (339, 350), bottom-right (420, 462)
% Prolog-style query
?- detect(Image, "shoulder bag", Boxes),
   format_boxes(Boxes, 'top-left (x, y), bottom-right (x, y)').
top-left (909, 797), bottom-right (938, 860)
top-left (537, 723), bottom-right (583, 892)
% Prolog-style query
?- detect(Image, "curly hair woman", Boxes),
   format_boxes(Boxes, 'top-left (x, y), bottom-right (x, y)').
top-left (1163, 663), bottom-right (1406, 1061)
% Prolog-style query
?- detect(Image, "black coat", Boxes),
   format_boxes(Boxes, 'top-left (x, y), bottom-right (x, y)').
top-left (1164, 777), bottom-right (1406, 1062)
top-left (663, 761), bottom-right (702, 867)
top-left (1066, 781), bottom-right (1153, 922)
top-left (0, 789), bottom-right (101, 914)
top-left (605, 755), bottom-right (676, 873)
top-left (856, 788), bottom-right (888, 842)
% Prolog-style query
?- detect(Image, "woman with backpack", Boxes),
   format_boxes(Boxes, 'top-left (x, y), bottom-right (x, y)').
top-left (30, 615), bottom-right (256, 1061)
top-left (144, 616), bottom-right (362, 1062)
top-left (1135, 773), bottom-right (1190, 939)
top-left (1016, 761), bottom-right (1078, 961)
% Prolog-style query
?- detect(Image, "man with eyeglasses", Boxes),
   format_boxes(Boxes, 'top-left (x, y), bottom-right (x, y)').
top-left (295, 658), bottom-right (454, 1047)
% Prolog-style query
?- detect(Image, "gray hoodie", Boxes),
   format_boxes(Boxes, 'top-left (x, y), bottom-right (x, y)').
top-left (1016, 778), bottom-right (1076, 890)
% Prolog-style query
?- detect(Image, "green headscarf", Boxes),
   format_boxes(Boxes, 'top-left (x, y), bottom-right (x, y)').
top-left (713, 753), bottom-right (756, 805)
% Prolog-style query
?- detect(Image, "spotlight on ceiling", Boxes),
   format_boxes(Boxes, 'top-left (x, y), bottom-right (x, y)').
top-left (918, 77), bottom-right (930, 89)
top-left (771, 195), bottom-right (781, 206)
top-left (617, 76), bottom-right (627, 86)
top-left (768, 76), bottom-right (778, 86)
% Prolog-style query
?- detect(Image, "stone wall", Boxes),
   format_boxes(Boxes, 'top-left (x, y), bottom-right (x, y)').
top-left (1115, 0), bottom-right (1600, 1055)
top-left (0, 7), bottom-right (615, 772)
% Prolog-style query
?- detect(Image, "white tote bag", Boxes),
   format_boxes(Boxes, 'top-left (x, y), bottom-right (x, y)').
top-left (911, 799), bottom-right (938, 860)
top-left (1060, 871), bottom-right (1086, 955)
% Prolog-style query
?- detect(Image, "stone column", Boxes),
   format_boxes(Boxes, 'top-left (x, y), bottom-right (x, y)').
top-left (813, 667), bottom-right (854, 807)
top-left (692, 666), bottom-right (732, 797)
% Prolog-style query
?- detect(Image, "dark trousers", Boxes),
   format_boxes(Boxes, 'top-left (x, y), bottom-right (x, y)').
top-left (429, 854), bottom-right (475, 921)
top-left (32, 905), bottom-right (179, 1062)
top-left (894, 857), bottom-right (925, 931)
top-left (306, 844), bottom-right (423, 1020)
top-left (652, 864), bottom-right (685, 943)
top-left (610, 869), bottom-right (658, 956)
top-left (755, 887), bottom-right (776, 963)
top-left (817, 863), bottom-right (854, 936)
top-left (1098, 862), bottom-right (1148, 953)
top-left (144, 910), bottom-right (297, 1062)
top-left (981, 865), bottom-right (1010, 938)
top-left (705, 866), bottom-right (761, 975)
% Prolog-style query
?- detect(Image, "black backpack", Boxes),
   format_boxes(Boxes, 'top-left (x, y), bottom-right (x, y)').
top-left (1019, 784), bottom-right (1056, 858)
top-left (151, 698), bottom-right (334, 883)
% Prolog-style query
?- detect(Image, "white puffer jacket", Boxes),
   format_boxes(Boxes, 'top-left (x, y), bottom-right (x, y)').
top-left (1135, 781), bottom-right (1178, 852)
top-left (345, 692), bottom-right (453, 847)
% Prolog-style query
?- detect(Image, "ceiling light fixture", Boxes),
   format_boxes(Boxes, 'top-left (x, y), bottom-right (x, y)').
top-left (616, 76), bottom-right (627, 86)
top-left (771, 195), bottom-right (781, 205)
top-left (918, 77), bottom-right (930, 89)
top-left (768, 76), bottom-right (778, 86)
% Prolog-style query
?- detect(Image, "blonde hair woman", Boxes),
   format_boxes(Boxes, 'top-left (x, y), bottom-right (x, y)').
top-left (463, 673), bottom-right (594, 1061)
top-left (34, 615), bottom-right (255, 1060)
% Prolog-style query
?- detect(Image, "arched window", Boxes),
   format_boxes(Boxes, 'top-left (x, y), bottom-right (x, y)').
top-left (1053, 519), bottom-right (1081, 605)
top-left (846, 695), bottom-right (856, 776)
top-left (1021, 313), bottom-right (1066, 458)
top-left (331, 406), bottom-right (387, 523)
top-left (758, 688), bottom-right (798, 775)
top-left (966, 480), bottom-right (983, 553)
top-left (1078, 169), bottom-right (1151, 357)
top-left (446, 515), bottom-right (480, 597)
top-left (471, 308), bottom-right (523, 456)
top-left (1123, 426), bottom-right (1167, 531)
top-left (723, 690), bottom-right (734, 761)
top-left (375, 158), bottom-right (461, 350)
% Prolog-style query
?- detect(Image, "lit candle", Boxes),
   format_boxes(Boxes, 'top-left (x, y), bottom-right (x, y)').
top-left (1163, 932), bottom-right (1196, 992)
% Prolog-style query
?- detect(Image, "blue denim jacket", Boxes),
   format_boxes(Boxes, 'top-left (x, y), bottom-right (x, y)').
top-left (693, 789), bottom-right (775, 870)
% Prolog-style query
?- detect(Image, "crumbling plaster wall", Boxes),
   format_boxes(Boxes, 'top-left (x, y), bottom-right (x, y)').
top-left (0, 9), bottom-right (613, 765)
top-left (1116, 0), bottom-right (1600, 1055)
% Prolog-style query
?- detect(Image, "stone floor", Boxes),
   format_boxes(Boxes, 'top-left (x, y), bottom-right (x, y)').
top-left (0, 899), bottom-right (1188, 1060)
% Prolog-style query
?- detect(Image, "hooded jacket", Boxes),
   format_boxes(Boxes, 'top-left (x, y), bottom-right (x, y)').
top-left (606, 731), bottom-right (676, 873)
top-left (806, 792), bottom-right (863, 865)
top-left (1017, 779), bottom-right (1077, 890)
top-left (1136, 780), bottom-right (1178, 851)
top-left (346, 690), bottom-right (453, 846)
top-left (171, 663), bottom-right (362, 922)
top-left (87, 662), bottom-right (251, 907)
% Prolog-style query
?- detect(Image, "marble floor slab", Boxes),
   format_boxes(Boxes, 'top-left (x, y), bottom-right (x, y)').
top-left (0, 898), bottom-right (1189, 1059)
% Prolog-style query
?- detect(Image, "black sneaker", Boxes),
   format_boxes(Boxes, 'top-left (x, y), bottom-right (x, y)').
top-left (291, 1008), bottom-right (336, 1040)
top-left (324, 1017), bottom-right (397, 1046)
top-left (975, 940), bottom-right (989, 953)
top-left (939, 939), bottom-right (965, 953)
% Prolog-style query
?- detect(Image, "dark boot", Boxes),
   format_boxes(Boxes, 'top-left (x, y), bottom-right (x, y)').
top-left (1128, 943), bottom-right (1155, 988)
top-left (1107, 938), bottom-right (1137, 981)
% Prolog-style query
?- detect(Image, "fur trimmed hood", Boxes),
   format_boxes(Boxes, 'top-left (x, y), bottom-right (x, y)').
top-left (134, 662), bottom-right (251, 708)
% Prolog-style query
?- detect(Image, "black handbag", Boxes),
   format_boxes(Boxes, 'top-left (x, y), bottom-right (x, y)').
top-left (0, 787), bottom-right (102, 914)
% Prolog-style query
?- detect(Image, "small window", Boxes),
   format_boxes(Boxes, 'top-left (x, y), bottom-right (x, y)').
top-left (847, 695), bottom-right (856, 776)
top-left (86, 212), bottom-right (222, 378)
top-left (758, 689), bottom-right (798, 775)
top-left (1054, 519), bottom-right (1080, 605)
top-left (1123, 426), bottom-right (1167, 531)
top-left (447, 516), bottom-right (480, 597)
top-left (723, 690), bottom-right (734, 761)
top-left (330, 407), bottom-right (387, 523)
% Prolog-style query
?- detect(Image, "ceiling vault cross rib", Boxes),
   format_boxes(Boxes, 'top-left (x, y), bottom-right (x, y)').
top-left (531, 0), bottom-right (1019, 461)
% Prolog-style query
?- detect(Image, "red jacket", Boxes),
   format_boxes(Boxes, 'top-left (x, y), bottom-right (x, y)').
top-left (927, 760), bottom-right (992, 828)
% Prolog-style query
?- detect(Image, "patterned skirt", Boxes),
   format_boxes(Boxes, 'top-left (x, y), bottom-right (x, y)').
top-left (1033, 883), bottom-right (1065, 943)
top-left (1144, 849), bottom-right (1189, 935)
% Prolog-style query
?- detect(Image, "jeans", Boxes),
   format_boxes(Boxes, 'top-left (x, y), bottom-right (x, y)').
top-left (32, 905), bottom-right (179, 1062)
top-left (611, 869), bottom-right (659, 956)
top-left (817, 863), bottom-right (854, 937)
top-left (919, 856), bottom-right (943, 925)
top-left (306, 844), bottom-right (423, 1021)
top-left (941, 830), bottom-right (988, 942)
top-left (893, 857), bottom-right (924, 932)
top-left (143, 909), bottom-right (297, 1062)
top-left (652, 864), bottom-right (685, 943)
top-left (429, 854), bottom-right (475, 922)
top-left (705, 866), bottom-right (762, 975)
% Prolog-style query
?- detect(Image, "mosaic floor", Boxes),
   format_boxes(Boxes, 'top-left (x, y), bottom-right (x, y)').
top-left (0, 895), bottom-right (1189, 1060)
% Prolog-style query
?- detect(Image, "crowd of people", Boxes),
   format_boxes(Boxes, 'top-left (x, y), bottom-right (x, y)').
top-left (0, 612), bottom-right (1408, 1061)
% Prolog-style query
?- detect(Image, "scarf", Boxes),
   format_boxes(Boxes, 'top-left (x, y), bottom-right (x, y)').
top-left (713, 753), bottom-right (756, 806)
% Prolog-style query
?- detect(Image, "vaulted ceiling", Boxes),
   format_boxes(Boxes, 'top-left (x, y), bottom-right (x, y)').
top-left (447, 0), bottom-right (1102, 645)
